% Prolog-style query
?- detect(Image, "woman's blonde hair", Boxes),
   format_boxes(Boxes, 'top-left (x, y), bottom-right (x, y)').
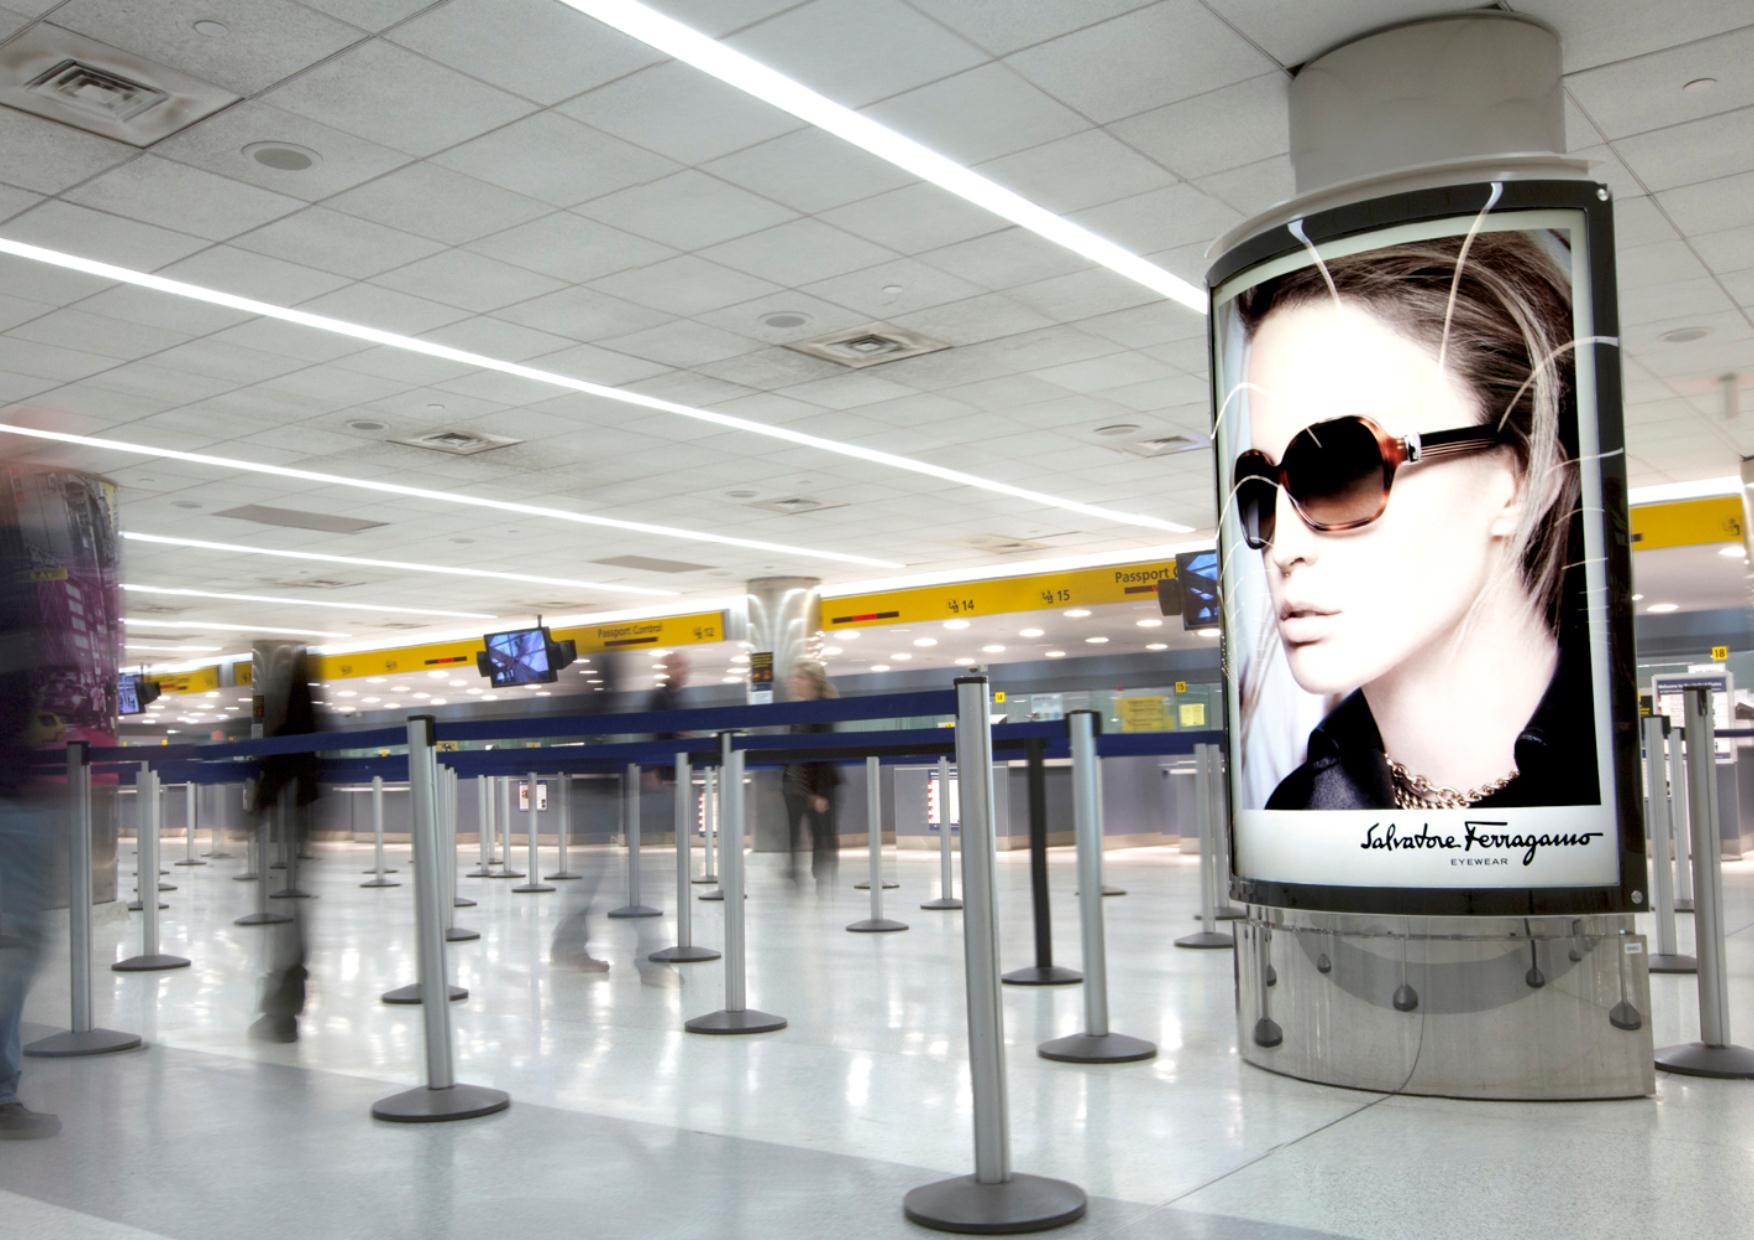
top-left (790, 660), bottom-right (837, 700)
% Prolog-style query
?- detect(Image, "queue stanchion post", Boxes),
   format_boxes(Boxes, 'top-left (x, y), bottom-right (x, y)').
top-left (447, 769), bottom-right (476, 908)
top-left (236, 786), bottom-right (292, 927)
top-left (205, 783), bottom-right (235, 859)
top-left (25, 742), bottom-right (143, 1058)
top-left (444, 768), bottom-right (480, 939)
top-left (1655, 687), bottom-right (1754, 1078)
top-left (174, 783), bottom-right (204, 867)
top-left (849, 754), bottom-right (907, 933)
top-left (1209, 750), bottom-right (1242, 921)
top-left (550, 774), bottom-right (580, 880)
top-left (1644, 717), bottom-right (1694, 974)
top-left (373, 716), bottom-right (509, 1122)
top-left (468, 776), bottom-right (493, 877)
top-left (513, 771), bottom-right (555, 894)
top-left (696, 765), bottom-right (719, 886)
top-left (905, 677), bottom-right (1087, 1233)
top-left (1175, 743), bottom-right (1233, 950)
top-left (1040, 712), bottom-right (1154, 1063)
top-left (268, 784), bottom-right (313, 900)
top-left (687, 735), bottom-right (783, 1034)
top-left (1004, 737), bottom-right (1080, 986)
top-left (492, 777), bottom-right (523, 878)
top-left (114, 766), bottom-right (189, 973)
top-left (234, 782), bottom-right (260, 882)
top-left (651, 752), bottom-right (720, 963)
top-left (362, 775), bottom-right (400, 889)
top-left (1669, 732), bottom-right (1695, 912)
top-left (609, 762), bottom-right (659, 918)
top-left (920, 756), bottom-right (963, 911)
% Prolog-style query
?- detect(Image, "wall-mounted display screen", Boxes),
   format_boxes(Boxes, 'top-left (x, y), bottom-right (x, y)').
top-left (1176, 550), bottom-right (1221, 629)
top-left (117, 673), bottom-right (142, 716)
top-left (482, 627), bottom-right (555, 687)
top-left (1207, 180), bottom-right (1640, 916)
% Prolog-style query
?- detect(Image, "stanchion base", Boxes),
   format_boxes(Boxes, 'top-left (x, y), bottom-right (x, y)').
top-left (691, 874), bottom-right (719, 885)
top-left (1252, 1018), bottom-right (1283, 1048)
top-left (513, 883), bottom-right (556, 894)
top-left (854, 880), bottom-right (901, 890)
top-left (685, 1008), bottom-right (787, 1035)
top-left (465, 867), bottom-right (494, 877)
top-left (920, 897), bottom-right (963, 910)
top-left (1648, 953), bottom-right (1698, 974)
top-left (847, 917), bottom-right (909, 933)
top-left (1675, 900), bottom-right (1695, 913)
top-left (608, 904), bottom-right (661, 918)
top-left (649, 944), bottom-right (721, 963)
top-left (700, 889), bottom-right (724, 901)
top-left (549, 871), bottom-right (582, 880)
top-left (24, 1028), bottom-right (143, 1058)
top-left (1003, 965), bottom-right (1082, 987)
top-left (269, 862), bottom-right (286, 870)
top-left (232, 874), bottom-right (260, 883)
top-left (372, 1083), bottom-right (510, 1124)
top-left (454, 897), bottom-right (477, 908)
top-left (446, 927), bottom-right (480, 942)
top-left (1214, 906), bottom-right (1245, 921)
top-left (127, 901), bottom-right (170, 911)
top-left (1656, 1042), bottom-right (1754, 1078)
top-left (362, 868), bottom-right (400, 875)
top-left (490, 870), bottom-right (526, 880)
top-left (361, 878), bottom-right (402, 889)
top-left (1076, 887), bottom-right (1127, 897)
top-left (113, 953), bottom-right (191, 973)
top-left (268, 889), bottom-right (315, 900)
top-left (205, 851), bottom-right (236, 860)
top-left (1038, 1031), bottom-right (1157, 1064)
top-left (235, 911), bottom-right (293, 926)
top-left (173, 859), bottom-right (206, 867)
top-left (1174, 931), bottom-right (1234, 950)
top-left (903, 1173), bottom-right (1087, 1235)
top-left (382, 983), bottom-right (467, 1005)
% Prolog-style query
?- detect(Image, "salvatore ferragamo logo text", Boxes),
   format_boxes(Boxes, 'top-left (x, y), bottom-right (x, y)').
top-left (1361, 821), bottom-right (1606, 867)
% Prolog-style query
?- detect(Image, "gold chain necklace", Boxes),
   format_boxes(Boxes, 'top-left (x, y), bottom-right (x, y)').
top-left (1386, 758), bottom-right (1518, 810)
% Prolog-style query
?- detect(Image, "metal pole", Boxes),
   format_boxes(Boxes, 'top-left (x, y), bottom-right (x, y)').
top-left (687, 736), bottom-right (783, 1033)
top-left (445, 768), bottom-right (480, 937)
top-left (652, 753), bottom-right (718, 962)
top-left (1644, 718), bottom-right (1693, 973)
top-left (550, 775), bottom-right (579, 879)
top-left (1670, 733), bottom-right (1695, 911)
top-left (1041, 712), bottom-right (1154, 1062)
top-left (236, 785), bottom-right (291, 926)
top-left (1004, 738), bottom-right (1078, 985)
top-left (175, 782), bottom-right (204, 866)
top-left (115, 766), bottom-right (188, 972)
top-left (514, 771), bottom-right (554, 894)
top-left (372, 717), bottom-right (510, 1121)
top-left (468, 776), bottom-right (492, 877)
top-left (609, 763), bottom-right (657, 917)
top-left (1210, 751), bottom-right (1242, 920)
top-left (1656, 689), bottom-right (1754, 1077)
top-left (921, 757), bottom-right (962, 910)
top-left (25, 744), bottom-right (142, 1057)
top-left (492, 777), bottom-right (523, 878)
top-left (1176, 744), bottom-right (1232, 950)
top-left (905, 677), bottom-right (1086, 1232)
top-left (698, 766), bottom-right (718, 884)
top-left (206, 782), bottom-right (235, 859)
top-left (849, 755), bottom-right (906, 933)
top-left (362, 775), bottom-right (399, 889)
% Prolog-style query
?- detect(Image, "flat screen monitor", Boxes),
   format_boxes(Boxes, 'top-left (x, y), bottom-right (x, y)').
top-left (483, 627), bottom-right (556, 687)
top-left (1176, 550), bottom-right (1220, 629)
top-left (117, 673), bottom-right (142, 716)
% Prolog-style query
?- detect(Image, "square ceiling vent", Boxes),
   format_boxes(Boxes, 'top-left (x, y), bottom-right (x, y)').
top-left (0, 25), bottom-right (237, 144)
top-left (392, 429), bottom-right (521, 456)
top-left (215, 505), bottom-right (386, 535)
top-left (1113, 434), bottom-right (1207, 458)
top-left (785, 324), bottom-right (948, 369)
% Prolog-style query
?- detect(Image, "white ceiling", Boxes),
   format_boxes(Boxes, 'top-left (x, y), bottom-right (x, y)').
top-left (2, 0), bottom-right (1752, 658)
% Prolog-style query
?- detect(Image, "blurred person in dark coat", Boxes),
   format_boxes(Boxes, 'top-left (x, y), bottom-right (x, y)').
top-left (782, 662), bottom-right (842, 889)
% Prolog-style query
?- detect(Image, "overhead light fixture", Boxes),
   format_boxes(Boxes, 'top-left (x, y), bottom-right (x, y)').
top-left (1019, 628), bottom-right (1044, 638)
top-left (1197, 628), bottom-right (1221, 638)
top-left (1718, 545), bottom-right (1747, 559)
top-left (890, 652), bottom-right (913, 662)
top-left (1646, 603), bottom-right (1679, 614)
top-left (1631, 477), bottom-right (1739, 504)
top-left (0, 236), bottom-right (1190, 536)
top-left (981, 644), bottom-right (1005, 654)
top-left (118, 532), bottom-right (675, 597)
top-left (121, 583), bottom-right (496, 620)
top-left (122, 617), bottom-right (346, 638)
top-left (0, 422), bottom-right (895, 568)
top-left (821, 645), bottom-right (842, 656)
top-left (558, 1), bottom-right (1206, 316)
top-left (827, 545), bottom-right (1213, 597)
top-left (1145, 642), bottom-right (1168, 651)
top-left (954, 657), bottom-right (976, 666)
top-left (870, 664), bottom-right (891, 672)
top-left (1136, 618), bottom-right (1163, 628)
top-left (1044, 650), bottom-right (1067, 659)
top-left (1632, 593), bottom-right (1645, 602)
top-left (124, 641), bottom-right (223, 653)
top-left (912, 637), bottom-right (938, 647)
top-left (1064, 609), bottom-right (1092, 619)
top-left (943, 619), bottom-right (970, 630)
top-left (837, 631), bottom-right (860, 641)
top-left (1085, 636), bottom-right (1109, 645)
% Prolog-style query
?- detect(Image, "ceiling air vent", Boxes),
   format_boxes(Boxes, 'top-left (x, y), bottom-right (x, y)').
top-left (392, 429), bottom-right (521, 457)
top-left (967, 533), bottom-right (1055, 555)
top-left (786, 324), bottom-right (948, 369)
top-left (216, 505), bottom-right (386, 535)
top-left (1114, 434), bottom-right (1206, 458)
top-left (265, 578), bottom-right (360, 592)
top-left (592, 554), bottom-right (711, 574)
top-left (747, 496), bottom-right (846, 516)
top-left (0, 25), bottom-right (236, 144)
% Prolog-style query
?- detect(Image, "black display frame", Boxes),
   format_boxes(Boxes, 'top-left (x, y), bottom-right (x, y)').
top-left (1205, 179), bottom-right (1643, 918)
top-left (481, 625), bottom-right (558, 688)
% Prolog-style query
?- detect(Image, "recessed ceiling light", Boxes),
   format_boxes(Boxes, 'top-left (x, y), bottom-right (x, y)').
top-left (1044, 650), bottom-right (1066, 659)
top-left (981, 644), bottom-right (1005, 654)
top-left (535, 691), bottom-right (551, 697)
top-left (1683, 77), bottom-right (1718, 93)
top-left (194, 19), bottom-right (229, 36)
top-left (821, 645), bottom-right (842, 656)
top-left (1094, 423), bottom-right (1142, 437)
top-left (367, 677), bottom-right (385, 683)
top-left (362, 697), bottom-right (381, 704)
top-left (482, 693), bottom-right (499, 702)
top-left (1717, 545), bottom-right (1746, 558)
top-left (1145, 642), bottom-right (1168, 651)
top-left (122, 617), bottom-right (346, 638)
top-left (121, 583), bottom-right (495, 620)
top-left (124, 641), bottom-right (222, 653)
top-left (428, 670), bottom-right (450, 680)
top-left (838, 631), bottom-right (860, 641)
top-left (334, 690), bottom-right (357, 699)
top-left (413, 692), bottom-right (431, 700)
top-left (954, 656), bottom-right (976, 666)
top-left (392, 685), bottom-right (411, 693)
top-left (1019, 627), bottom-right (1044, 638)
top-left (243, 141), bottom-right (320, 171)
top-left (1646, 603), bottom-right (1679, 614)
top-left (943, 619), bottom-right (970, 630)
top-left (722, 675), bottom-right (743, 683)
top-left (1085, 636), bottom-right (1109, 644)
top-left (1064, 608), bottom-right (1091, 619)
top-left (725, 488), bottom-right (758, 499)
top-left (347, 418), bottom-right (388, 432)
top-left (891, 652), bottom-right (913, 661)
top-left (1197, 628), bottom-right (1221, 638)
top-left (1660, 326), bottom-right (1709, 344)
top-left (171, 499), bottom-right (202, 510)
top-left (1136, 618), bottom-right (1163, 628)
top-left (870, 663), bottom-right (891, 672)
top-left (429, 697), bottom-right (448, 705)
top-left (1631, 593), bottom-right (1644, 602)
top-left (912, 637), bottom-right (937, 647)
top-left (761, 312), bottom-right (811, 329)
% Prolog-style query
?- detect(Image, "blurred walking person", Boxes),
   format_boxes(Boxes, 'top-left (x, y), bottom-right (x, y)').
top-left (782, 662), bottom-right (841, 890)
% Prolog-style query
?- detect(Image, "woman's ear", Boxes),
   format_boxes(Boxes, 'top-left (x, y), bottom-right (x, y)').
top-left (1484, 451), bottom-right (1528, 541)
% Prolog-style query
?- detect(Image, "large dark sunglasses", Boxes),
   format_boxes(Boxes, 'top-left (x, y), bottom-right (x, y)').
top-left (1233, 415), bottom-right (1502, 550)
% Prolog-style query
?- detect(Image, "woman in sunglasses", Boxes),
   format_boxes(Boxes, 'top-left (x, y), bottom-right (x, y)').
top-left (1230, 230), bottom-right (1597, 811)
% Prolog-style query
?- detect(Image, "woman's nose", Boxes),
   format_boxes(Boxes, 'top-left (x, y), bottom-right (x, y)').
top-left (1267, 486), bottom-right (1317, 572)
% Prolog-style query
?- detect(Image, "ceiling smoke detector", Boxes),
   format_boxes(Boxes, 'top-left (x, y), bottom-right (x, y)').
top-left (968, 533), bottom-right (1055, 555)
top-left (1114, 434), bottom-right (1206, 458)
top-left (245, 141), bottom-right (320, 171)
top-left (747, 496), bottom-right (844, 516)
top-left (392, 429), bottom-right (521, 457)
top-left (786, 324), bottom-right (948, 369)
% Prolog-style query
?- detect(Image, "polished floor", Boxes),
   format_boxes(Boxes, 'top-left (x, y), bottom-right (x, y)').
top-left (9, 835), bottom-right (1754, 1240)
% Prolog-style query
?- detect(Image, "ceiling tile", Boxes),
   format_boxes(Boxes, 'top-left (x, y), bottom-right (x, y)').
top-left (328, 162), bottom-right (552, 245)
top-left (1516, 0), bottom-right (1754, 72)
top-left (777, 371), bottom-right (917, 410)
top-left (1613, 106), bottom-right (1754, 194)
top-left (433, 112), bottom-right (680, 209)
top-left (701, 128), bottom-right (915, 214)
top-left (1072, 183), bottom-right (1240, 254)
top-left (1110, 72), bottom-right (1289, 180)
top-left (263, 38), bottom-right (534, 157)
top-left (526, 341), bottom-right (673, 387)
top-left (801, 257), bottom-right (986, 317)
top-left (232, 206), bottom-right (447, 278)
top-left (1612, 195), bottom-right (1679, 246)
top-left (1567, 26), bottom-right (1754, 139)
top-left (207, 318), bottom-right (372, 364)
top-left (493, 285), bottom-right (674, 342)
top-left (1691, 225), bottom-right (1754, 275)
top-left (588, 255), bottom-right (784, 317)
top-left (1196, 154), bottom-right (1296, 217)
top-left (1620, 276), bottom-right (1737, 326)
top-left (0, 108), bottom-right (134, 195)
top-left (918, 228), bottom-right (1090, 290)
top-left (598, 320), bottom-right (761, 368)
top-left (701, 218), bottom-right (896, 286)
top-left (693, 345), bottom-right (845, 390)
top-left (1007, 269), bottom-right (1160, 323)
top-left (0, 182), bottom-right (42, 223)
top-left (49, 0), bottom-right (362, 94)
top-left (1075, 300), bottom-right (1206, 348)
top-left (976, 129), bottom-right (1177, 215)
top-left (297, 283), bottom-right (475, 334)
top-left (86, 361), bottom-right (241, 406)
top-left (0, 335), bottom-right (119, 382)
top-left (0, 292), bottom-right (51, 333)
top-left (373, 249), bottom-right (568, 313)
top-left (819, 182), bottom-right (1006, 255)
top-left (64, 155), bottom-right (303, 242)
top-left (294, 0), bottom-right (431, 31)
top-left (728, 0), bottom-right (987, 106)
top-left (574, 170), bottom-right (798, 250)
top-left (388, 0), bottom-right (664, 105)
top-left (1005, 1), bottom-right (1275, 123)
top-left (903, 0), bottom-right (1157, 56)
top-left (889, 292), bottom-right (1058, 346)
top-left (467, 212), bottom-right (678, 283)
top-left (558, 61), bottom-right (802, 164)
top-left (152, 100), bottom-right (413, 202)
top-left (145, 339), bottom-right (308, 385)
top-left (863, 64), bottom-right (1089, 164)
top-left (4, 200), bottom-right (208, 269)
top-left (75, 284), bottom-right (247, 334)
top-left (1657, 170), bottom-right (1754, 235)
top-left (694, 291), bottom-right (870, 345)
top-left (1617, 240), bottom-right (1711, 290)
top-left (159, 245), bottom-right (353, 303)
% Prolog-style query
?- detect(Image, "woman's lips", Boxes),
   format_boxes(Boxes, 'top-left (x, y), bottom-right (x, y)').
top-left (1277, 601), bottom-right (1339, 645)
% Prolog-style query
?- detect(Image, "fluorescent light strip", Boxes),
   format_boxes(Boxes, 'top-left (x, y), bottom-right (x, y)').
top-left (310, 596), bottom-right (739, 657)
top-left (120, 531), bottom-right (676, 596)
top-left (122, 583), bottom-right (496, 620)
top-left (124, 641), bottom-right (223, 653)
top-left (560, 1), bottom-right (1208, 316)
top-left (0, 420), bottom-right (895, 567)
top-left (824, 540), bottom-right (1213, 597)
top-left (1628, 476), bottom-right (1740, 504)
top-left (0, 238), bottom-right (1190, 537)
top-left (123, 617), bottom-right (348, 639)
